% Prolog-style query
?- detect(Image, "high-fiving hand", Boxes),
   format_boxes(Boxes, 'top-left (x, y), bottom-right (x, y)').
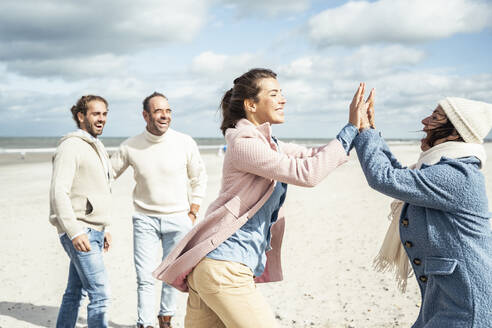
top-left (349, 82), bottom-right (375, 131)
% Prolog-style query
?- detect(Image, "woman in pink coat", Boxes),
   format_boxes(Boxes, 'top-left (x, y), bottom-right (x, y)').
top-left (153, 69), bottom-right (370, 327)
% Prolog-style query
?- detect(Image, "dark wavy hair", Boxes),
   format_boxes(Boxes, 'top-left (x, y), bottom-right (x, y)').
top-left (219, 68), bottom-right (277, 135)
top-left (70, 95), bottom-right (108, 128)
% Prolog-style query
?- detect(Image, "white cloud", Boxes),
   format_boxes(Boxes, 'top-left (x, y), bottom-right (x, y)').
top-left (6, 54), bottom-right (130, 79)
top-left (1, 1), bottom-right (490, 139)
top-left (278, 45), bottom-right (425, 80)
top-left (342, 45), bottom-right (426, 78)
top-left (280, 57), bottom-right (315, 76)
top-left (2, 47), bottom-right (492, 138)
top-left (191, 52), bottom-right (230, 74)
top-left (308, 0), bottom-right (492, 46)
top-left (0, 0), bottom-right (208, 77)
top-left (185, 46), bottom-right (492, 137)
top-left (218, 0), bottom-right (310, 16)
top-left (191, 51), bottom-right (264, 79)
top-left (350, 45), bottom-right (425, 68)
top-left (270, 43), bottom-right (492, 138)
top-left (274, 70), bottom-right (492, 138)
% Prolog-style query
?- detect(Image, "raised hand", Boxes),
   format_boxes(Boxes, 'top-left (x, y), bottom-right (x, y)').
top-left (360, 88), bottom-right (375, 130)
top-left (349, 82), bottom-right (365, 129)
top-left (367, 88), bottom-right (375, 129)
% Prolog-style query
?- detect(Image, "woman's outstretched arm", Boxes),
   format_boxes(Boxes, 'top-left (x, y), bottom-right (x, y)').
top-left (353, 129), bottom-right (481, 212)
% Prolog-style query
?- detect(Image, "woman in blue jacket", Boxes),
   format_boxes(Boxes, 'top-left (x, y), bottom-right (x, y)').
top-left (353, 89), bottom-right (492, 328)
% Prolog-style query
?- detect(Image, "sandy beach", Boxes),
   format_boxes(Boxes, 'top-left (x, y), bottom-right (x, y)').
top-left (1, 142), bottom-right (492, 328)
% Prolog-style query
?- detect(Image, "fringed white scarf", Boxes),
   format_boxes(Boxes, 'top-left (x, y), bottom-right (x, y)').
top-left (373, 141), bottom-right (486, 293)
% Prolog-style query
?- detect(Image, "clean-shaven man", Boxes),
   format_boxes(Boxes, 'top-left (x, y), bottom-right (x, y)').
top-left (50, 95), bottom-right (113, 327)
top-left (111, 92), bottom-right (207, 328)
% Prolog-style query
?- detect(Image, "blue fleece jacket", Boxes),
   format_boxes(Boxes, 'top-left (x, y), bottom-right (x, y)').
top-left (354, 129), bottom-right (492, 328)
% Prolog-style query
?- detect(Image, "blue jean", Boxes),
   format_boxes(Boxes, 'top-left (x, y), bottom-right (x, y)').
top-left (56, 228), bottom-right (110, 328)
top-left (133, 212), bottom-right (192, 327)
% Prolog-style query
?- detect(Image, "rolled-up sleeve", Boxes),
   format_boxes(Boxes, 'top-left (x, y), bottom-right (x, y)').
top-left (336, 123), bottom-right (359, 154)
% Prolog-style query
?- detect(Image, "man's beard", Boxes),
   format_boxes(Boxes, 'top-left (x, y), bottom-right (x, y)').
top-left (83, 119), bottom-right (102, 137)
top-left (148, 118), bottom-right (168, 135)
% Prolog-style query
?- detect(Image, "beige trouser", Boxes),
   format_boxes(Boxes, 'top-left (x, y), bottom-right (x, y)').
top-left (185, 258), bottom-right (278, 328)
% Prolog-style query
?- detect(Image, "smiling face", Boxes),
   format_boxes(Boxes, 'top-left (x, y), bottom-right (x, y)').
top-left (143, 96), bottom-right (172, 136)
top-left (77, 100), bottom-right (108, 138)
top-left (421, 106), bottom-right (447, 151)
top-left (247, 78), bottom-right (286, 126)
top-left (420, 105), bottom-right (455, 151)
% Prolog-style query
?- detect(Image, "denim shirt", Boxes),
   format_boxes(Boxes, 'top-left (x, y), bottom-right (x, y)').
top-left (336, 123), bottom-right (358, 154)
top-left (207, 180), bottom-right (287, 276)
top-left (206, 124), bottom-right (357, 276)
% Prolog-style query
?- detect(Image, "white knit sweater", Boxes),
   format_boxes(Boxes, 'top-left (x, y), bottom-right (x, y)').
top-left (111, 128), bottom-right (207, 215)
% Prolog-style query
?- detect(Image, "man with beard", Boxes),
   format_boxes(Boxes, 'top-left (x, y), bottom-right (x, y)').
top-left (111, 92), bottom-right (207, 328)
top-left (49, 95), bottom-right (113, 327)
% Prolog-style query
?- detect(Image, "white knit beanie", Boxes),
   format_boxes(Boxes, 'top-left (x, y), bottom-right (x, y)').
top-left (438, 97), bottom-right (492, 144)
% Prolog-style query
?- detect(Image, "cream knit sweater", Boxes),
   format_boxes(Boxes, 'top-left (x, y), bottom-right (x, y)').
top-left (49, 131), bottom-right (112, 238)
top-left (111, 128), bottom-right (207, 215)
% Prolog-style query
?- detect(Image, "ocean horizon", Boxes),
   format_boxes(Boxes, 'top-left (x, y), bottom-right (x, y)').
top-left (0, 136), bottom-right (425, 150)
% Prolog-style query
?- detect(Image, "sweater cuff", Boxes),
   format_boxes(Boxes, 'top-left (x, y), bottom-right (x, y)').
top-left (63, 221), bottom-right (86, 240)
top-left (70, 229), bottom-right (87, 240)
top-left (190, 196), bottom-right (203, 206)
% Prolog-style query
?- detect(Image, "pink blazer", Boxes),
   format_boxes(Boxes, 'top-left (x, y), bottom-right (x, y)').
top-left (153, 119), bottom-right (348, 292)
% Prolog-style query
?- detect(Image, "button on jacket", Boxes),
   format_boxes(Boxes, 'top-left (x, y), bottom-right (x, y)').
top-left (354, 129), bottom-right (492, 328)
top-left (153, 118), bottom-right (348, 292)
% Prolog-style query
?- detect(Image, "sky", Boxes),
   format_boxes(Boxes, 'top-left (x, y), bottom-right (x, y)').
top-left (1, 0), bottom-right (491, 139)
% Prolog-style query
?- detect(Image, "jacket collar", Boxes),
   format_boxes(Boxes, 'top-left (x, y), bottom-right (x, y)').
top-left (235, 118), bottom-right (273, 140)
top-left (59, 129), bottom-right (97, 145)
top-left (233, 118), bottom-right (278, 151)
